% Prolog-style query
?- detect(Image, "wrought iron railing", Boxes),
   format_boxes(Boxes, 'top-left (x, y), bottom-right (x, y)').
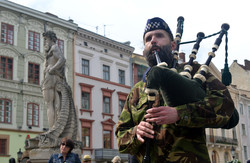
top-left (206, 135), bottom-right (238, 145)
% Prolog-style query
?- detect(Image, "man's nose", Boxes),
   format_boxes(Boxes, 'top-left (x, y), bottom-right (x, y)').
top-left (150, 36), bottom-right (157, 45)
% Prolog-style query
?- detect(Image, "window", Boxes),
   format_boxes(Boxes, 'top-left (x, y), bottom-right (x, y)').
top-left (211, 151), bottom-right (218, 163)
top-left (209, 128), bottom-right (215, 143)
top-left (102, 119), bottom-right (115, 149)
top-left (28, 62), bottom-right (40, 84)
top-left (103, 97), bottom-right (110, 113)
top-left (57, 39), bottom-right (64, 54)
top-left (232, 127), bottom-right (237, 139)
top-left (117, 92), bottom-right (128, 115)
top-left (242, 124), bottom-right (246, 136)
top-left (119, 100), bottom-right (125, 114)
top-left (0, 138), bottom-right (7, 155)
top-left (27, 103), bottom-right (39, 127)
top-left (240, 103), bottom-right (243, 115)
top-left (82, 127), bottom-right (90, 148)
top-left (0, 56), bottom-right (13, 80)
top-left (103, 65), bottom-right (110, 81)
top-left (103, 130), bottom-right (111, 149)
top-left (243, 146), bottom-right (248, 160)
top-left (80, 83), bottom-right (94, 114)
top-left (82, 92), bottom-right (90, 110)
top-left (118, 69), bottom-right (125, 84)
top-left (224, 152), bottom-right (229, 163)
top-left (221, 129), bottom-right (225, 138)
top-left (1, 23), bottom-right (14, 45)
top-left (80, 119), bottom-right (93, 149)
top-left (101, 88), bottom-right (114, 116)
top-left (135, 65), bottom-right (148, 85)
top-left (28, 31), bottom-right (40, 51)
top-left (82, 59), bottom-right (89, 75)
top-left (84, 41), bottom-right (88, 46)
top-left (0, 135), bottom-right (9, 156)
top-left (0, 99), bottom-right (11, 124)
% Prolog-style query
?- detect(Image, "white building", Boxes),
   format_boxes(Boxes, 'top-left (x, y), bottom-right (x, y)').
top-left (74, 27), bottom-right (134, 162)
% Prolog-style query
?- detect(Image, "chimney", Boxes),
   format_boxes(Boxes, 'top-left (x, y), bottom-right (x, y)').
top-left (68, 19), bottom-right (74, 23)
top-left (178, 52), bottom-right (186, 63)
top-left (244, 59), bottom-right (250, 69)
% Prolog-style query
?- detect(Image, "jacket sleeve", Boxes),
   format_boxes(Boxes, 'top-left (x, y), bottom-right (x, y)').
top-left (75, 153), bottom-right (81, 163)
top-left (175, 71), bottom-right (235, 128)
top-left (115, 83), bottom-right (144, 154)
top-left (47, 154), bottom-right (53, 163)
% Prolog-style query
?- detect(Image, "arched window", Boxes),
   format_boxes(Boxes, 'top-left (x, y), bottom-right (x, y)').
top-left (212, 151), bottom-right (218, 163)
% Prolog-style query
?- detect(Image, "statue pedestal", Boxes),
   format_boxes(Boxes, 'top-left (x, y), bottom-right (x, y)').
top-left (29, 148), bottom-right (82, 163)
top-left (29, 148), bottom-right (54, 163)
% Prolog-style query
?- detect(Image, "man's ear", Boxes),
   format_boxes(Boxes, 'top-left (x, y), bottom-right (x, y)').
top-left (171, 41), bottom-right (177, 50)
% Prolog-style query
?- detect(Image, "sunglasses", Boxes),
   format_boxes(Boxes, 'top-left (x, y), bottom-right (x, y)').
top-left (61, 143), bottom-right (69, 147)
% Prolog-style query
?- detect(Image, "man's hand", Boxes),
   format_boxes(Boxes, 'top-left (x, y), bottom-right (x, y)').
top-left (145, 106), bottom-right (180, 125)
top-left (136, 106), bottom-right (179, 143)
top-left (136, 121), bottom-right (154, 143)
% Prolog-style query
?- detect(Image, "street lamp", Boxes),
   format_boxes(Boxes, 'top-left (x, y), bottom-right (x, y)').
top-left (17, 148), bottom-right (23, 163)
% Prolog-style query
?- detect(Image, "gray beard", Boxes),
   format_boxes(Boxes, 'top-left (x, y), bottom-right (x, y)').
top-left (143, 44), bottom-right (174, 67)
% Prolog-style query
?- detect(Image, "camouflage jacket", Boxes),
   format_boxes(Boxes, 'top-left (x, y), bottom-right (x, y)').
top-left (115, 63), bottom-right (235, 163)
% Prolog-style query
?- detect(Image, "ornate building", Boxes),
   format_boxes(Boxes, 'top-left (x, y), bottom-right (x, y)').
top-left (228, 60), bottom-right (250, 162)
top-left (0, 1), bottom-right (77, 162)
top-left (206, 60), bottom-right (250, 163)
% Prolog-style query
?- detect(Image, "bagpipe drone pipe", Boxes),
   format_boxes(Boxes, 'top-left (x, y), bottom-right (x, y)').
top-left (145, 17), bottom-right (238, 129)
top-left (142, 17), bottom-right (239, 163)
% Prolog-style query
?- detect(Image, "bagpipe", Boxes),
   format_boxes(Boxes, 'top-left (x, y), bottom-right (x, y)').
top-left (142, 16), bottom-right (239, 163)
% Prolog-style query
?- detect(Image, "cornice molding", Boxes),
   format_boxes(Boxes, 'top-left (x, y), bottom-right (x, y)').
top-left (0, 0), bottom-right (78, 31)
top-left (77, 28), bottom-right (134, 54)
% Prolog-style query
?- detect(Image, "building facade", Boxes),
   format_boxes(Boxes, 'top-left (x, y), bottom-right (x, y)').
top-left (229, 60), bottom-right (250, 162)
top-left (0, 1), bottom-right (77, 162)
top-left (204, 62), bottom-right (238, 163)
top-left (74, 27), bottom-right (134, 162)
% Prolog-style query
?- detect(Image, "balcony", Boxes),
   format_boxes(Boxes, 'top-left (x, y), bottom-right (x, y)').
top-left (207, 135), bottom-right (238, 145)
top-left (95, 148), bottom-right (128, 161)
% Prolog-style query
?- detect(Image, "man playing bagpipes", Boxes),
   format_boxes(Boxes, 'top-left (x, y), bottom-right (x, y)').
top-left (115, 17), bottom-right (237, 163)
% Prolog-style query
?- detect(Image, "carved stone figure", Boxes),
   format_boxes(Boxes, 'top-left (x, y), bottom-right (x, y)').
top-left (42, 31), bottom-right (65, 130)
top-left (25, 31), bottom-right (81, 150)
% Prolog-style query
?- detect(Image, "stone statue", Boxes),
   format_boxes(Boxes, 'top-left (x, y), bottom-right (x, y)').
top-left (42, 31), bottom-right (65, 129)
top-left (25, 31), bottom-right (81, 151)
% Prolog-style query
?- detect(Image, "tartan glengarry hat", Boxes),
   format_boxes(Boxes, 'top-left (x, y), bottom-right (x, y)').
top-left (143, 17), bottom-right (173, 40)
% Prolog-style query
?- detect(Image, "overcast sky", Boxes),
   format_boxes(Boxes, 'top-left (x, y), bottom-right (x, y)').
top-left (9, 0), bottom-right (249, 70)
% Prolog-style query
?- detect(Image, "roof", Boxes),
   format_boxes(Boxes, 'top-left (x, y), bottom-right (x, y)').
top-left (231, 59), bottom-right (250, 71)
